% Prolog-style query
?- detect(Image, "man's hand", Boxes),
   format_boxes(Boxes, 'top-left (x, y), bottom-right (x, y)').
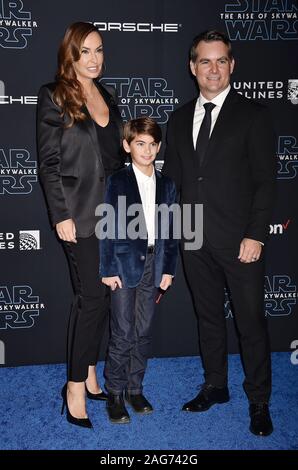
top-left (102, 276), bottom-right (122, 290)
top-left (56, 218), bottom-right (77, 243)
top-left (159, 274), bottom-right (173, 291)
top-left (238, 238), bottom-right (262, 263)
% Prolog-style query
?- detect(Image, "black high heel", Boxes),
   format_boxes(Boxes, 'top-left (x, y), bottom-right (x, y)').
top-left (85, 383), bottom-right (108, 401)
top-left (61, 384), bottom-right (93, 428)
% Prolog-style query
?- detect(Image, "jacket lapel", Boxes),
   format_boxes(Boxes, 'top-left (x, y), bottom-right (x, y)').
top-left (81, 80), bottom-right (123, 171)
top-left (126, 164), bottom-right (142, 205)
top-left (155, 168), bottom-right (162, 206)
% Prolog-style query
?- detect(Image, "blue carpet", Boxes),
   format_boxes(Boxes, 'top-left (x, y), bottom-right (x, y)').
top-left (0, 353), bottom-right (297, 450)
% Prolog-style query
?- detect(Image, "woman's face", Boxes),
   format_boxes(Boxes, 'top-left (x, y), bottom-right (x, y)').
top-left (73, 31), bottom-right (103, 83)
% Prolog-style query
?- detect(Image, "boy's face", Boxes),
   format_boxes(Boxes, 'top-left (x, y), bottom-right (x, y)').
top-left (123, 134), bottom-right (161, 174)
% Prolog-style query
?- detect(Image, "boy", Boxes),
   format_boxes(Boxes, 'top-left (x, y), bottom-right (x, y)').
top-left (99, 117), bottom-right (178, 423)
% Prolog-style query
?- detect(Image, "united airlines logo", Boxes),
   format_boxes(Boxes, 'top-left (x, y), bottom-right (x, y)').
top-left (0, 230), bottom-right (41, 250)
top-left (232, 81), bottom-right (284, 100)
top-left (0, 148), bottom-right (38, 194)
top-left (288, 79), bottom-right (298, 104)
top-left (0, 0), bottom-right (38, 49)
top-left (101, 77), bottom-right (179, 124)
top-left (19, 230), bottom-right (40, 250)
top-left (220, 0), bottom-right (298, 41)
top-left (277, 136), bottom-right (298, 179)
top-left (224, 275), bottom-right (297, 318)
top-left (0, 285), bottom-right (45, 329)
top-left (265, 275), bottom-right (297, 316)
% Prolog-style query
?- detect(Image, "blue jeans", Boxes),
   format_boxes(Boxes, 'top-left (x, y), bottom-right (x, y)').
top-left (104, 253), bottom-right (157, 395)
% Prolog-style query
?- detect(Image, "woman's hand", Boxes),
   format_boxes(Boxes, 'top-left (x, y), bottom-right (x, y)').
top-left (56, 219), bottom-right (77, 243)
top-left (102, 276), bottom-right (122, 290)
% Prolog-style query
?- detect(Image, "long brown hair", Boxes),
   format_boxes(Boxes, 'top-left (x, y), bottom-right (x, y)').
top-left (53, 22), bottom-right (102, 127)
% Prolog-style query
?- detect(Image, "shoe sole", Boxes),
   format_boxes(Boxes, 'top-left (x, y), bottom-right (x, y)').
top-left (182, 397), bottom-right (230, 412)
top-left (125, 400), bottom-right (153, 414)
top-left (249, 424), bottom-right (273, 436)
top-left (129, 407), bottom-right (153, 415)
top-left (107, 414), bottom-right (131, 424)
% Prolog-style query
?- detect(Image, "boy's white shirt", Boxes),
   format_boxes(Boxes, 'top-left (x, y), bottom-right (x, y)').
top-left (132, 163), bottom-right (156, 247)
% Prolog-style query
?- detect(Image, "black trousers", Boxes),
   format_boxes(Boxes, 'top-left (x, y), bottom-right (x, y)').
top-left (104, 253), bottom-right (157, 395)
top-left (63, 234), bottom-right (110, 382)
top-left (182, 241), bottom-right (271, 403)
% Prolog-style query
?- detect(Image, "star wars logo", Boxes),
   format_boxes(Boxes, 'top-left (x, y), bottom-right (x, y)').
top-left (0, 0), bottom-right (38, 49)
top-left (277, 136), bottom-right (298, 179)
top-left (224, 288), bottom-right (233, 318)
top-left (220, 0), bottom-right (298, 40)
top-left (0, 285), bottom-right (44, 329)
top-left (101, 78), bottom-right (179, 124)
top-left (265, 275), bottom-right (297, 316)
top-left (224, 275), bottom-right (297, 318)
top-left (0, 148), bottom-right (38, 194)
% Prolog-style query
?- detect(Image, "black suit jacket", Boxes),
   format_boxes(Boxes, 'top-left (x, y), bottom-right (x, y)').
top-left (163, 89), bottom-right (276, 248)
top-left (37, 80), bottom-right (124, 237)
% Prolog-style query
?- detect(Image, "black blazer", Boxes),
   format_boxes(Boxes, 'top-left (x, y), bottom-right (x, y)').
top-left (37, 80), bottom-right (124, 238)
top-left (163, 89), bottom-right (276, 248)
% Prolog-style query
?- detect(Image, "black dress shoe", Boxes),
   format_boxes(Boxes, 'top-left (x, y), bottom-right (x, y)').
top-left (61, 384), bottom-right (93, 429)
top-left (106, 393), bottom-right (130, 424)
top-left (249, 403), bottom-right (273, 436)
top-left (182, 383), bottom-right (230, 412)
top-left (125, 392), bottom-right (153, 414)
top-left (85, 384), bottom-right (108, 401)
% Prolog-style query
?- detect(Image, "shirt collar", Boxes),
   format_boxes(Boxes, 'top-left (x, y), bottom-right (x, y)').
top-left (198, 84), bottom-right (231, 109)
top-left (132, 163), bottom-right (155, 183)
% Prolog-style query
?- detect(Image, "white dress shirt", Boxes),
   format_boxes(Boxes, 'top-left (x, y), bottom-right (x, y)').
top-left (192, 85), bottom-right (231, 149)
top-left (132, 163), bottom-right (156, 246)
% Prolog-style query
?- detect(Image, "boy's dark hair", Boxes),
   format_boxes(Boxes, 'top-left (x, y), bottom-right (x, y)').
top-left (124, 117), bottom-right (162, 144)
top-left (190, 30), bottom-right (233, 62)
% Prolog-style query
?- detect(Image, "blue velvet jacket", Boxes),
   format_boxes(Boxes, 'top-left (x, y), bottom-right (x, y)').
top-left (99, 164), bottom-right (178, 288)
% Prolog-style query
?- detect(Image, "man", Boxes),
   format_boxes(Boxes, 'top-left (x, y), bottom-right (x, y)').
top-left (163, 31), bottom-right (276, 436)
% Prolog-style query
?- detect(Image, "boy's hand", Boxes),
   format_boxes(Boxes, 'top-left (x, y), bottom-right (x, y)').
top-left (159, 274), bottom-right (173, 291)
top-left (102, 276), bottom-right (122, 290)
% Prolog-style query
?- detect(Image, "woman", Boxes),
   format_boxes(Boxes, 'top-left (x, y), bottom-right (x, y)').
top-left (37, 22), bottom-right (124, 428)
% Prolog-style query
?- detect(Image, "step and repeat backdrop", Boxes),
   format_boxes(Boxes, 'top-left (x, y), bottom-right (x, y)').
top-left (0, 0), bottom-right (297, 366)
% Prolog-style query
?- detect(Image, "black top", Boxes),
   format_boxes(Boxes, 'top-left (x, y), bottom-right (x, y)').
top-left (94, 113), bottom-right (123, 178)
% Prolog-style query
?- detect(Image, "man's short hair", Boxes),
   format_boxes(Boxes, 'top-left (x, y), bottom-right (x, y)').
top-left (190, 30), bottom-right (233, 62)
top-left (124, 117), bottom-right (162, 144)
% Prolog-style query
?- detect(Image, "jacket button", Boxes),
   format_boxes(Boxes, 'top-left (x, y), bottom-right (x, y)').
top-left (197, 176), bottom-right (203, 182)
top-left (140, 255), bottom-right (145, 261)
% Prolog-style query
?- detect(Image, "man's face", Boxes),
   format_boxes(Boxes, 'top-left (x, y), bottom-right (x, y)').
top-left (190, 40), bottom-right (235, 100)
